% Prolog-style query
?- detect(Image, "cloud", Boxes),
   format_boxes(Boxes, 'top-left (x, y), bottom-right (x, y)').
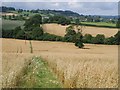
top-left (2, 0), bottom-right (119, 2)
top-left (2, 2), bottom-right (118, 15)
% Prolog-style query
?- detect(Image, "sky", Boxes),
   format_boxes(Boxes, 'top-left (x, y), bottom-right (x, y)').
top-left (2, 1), bottom-right (119, 16)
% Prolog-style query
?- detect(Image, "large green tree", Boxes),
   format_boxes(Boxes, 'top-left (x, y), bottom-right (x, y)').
top-left (24, 14), bottom-right (42, 30)
top-left (75, 32), bottom-right (84, 48)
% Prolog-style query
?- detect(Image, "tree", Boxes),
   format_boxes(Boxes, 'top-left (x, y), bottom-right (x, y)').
top-left (92, 34), bottom-right (105, 44)
top-left (114, 31), bottom-right (120, 45)
top-left (43, 18), bottom-right (49, 24)
top-left (58, 16), bottom-right (71, 25)
top-left (83, 34), bottom-right (93, 43)
top-left (8, 15), bottom-right (12, 20)
top-left (31, 27), bottom-right (43, 39)
top-left (24, 14), bottom-right (42, 30)
top-left (75, 18), bottom-right (80, 25)
top-left (16, 30), bottom-right (25, 39)
top-left (13, 26), bottom-right (22, 38)
top-left (116, 18), bottom-right (120, 28)
top-left (64, 25), bottom-right (76, 42)
top-left (75, 32), bottom-right (84, 48)
top-left (104, 36), bottom-right (116, 45)
top-left (12, 15), bottom-right (15, 18)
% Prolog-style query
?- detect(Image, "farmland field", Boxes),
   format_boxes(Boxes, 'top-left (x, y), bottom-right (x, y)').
top-left (42, 24), bottom-right (118, 37)
top-left (2, 38), bottom-right (118, 88)
top-left (2, 20), bottom-right (25, 30)
top-left (81, 22), bottom-right (117, 28)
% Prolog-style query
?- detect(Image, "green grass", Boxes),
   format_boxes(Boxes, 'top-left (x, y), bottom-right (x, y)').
top-left (81, 22), bottom-right (117, 28)
top-left (2, 20), bottom-right (25, 30)
top-left (18, 56), bottom-right (62, 88)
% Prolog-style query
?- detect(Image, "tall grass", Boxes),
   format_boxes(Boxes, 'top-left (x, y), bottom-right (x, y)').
top-left (41, 55), bottom-right (118, 88)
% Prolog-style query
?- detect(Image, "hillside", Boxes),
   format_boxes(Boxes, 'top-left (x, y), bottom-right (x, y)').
top-left (1, 6), bottom-right (80, 17)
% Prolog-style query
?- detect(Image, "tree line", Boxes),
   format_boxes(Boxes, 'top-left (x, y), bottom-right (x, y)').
top-left (2, 14), bottom-right (120, 48)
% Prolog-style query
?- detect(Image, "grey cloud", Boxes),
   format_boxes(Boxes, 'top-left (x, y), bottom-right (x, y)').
top-left (2, 2), bottom-right (118, 15)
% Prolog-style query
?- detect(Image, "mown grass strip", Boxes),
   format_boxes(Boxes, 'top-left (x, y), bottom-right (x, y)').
top-left (17, 56), bottom-right (62, 88)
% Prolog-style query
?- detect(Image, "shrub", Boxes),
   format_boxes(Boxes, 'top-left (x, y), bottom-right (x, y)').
top-left (75, 40), bottom-right (84, 48)
top-left (31, 27), bottom-right (43, 39)
top-left (114, 31), bottom-right (120, 45)
top-left (2, 29), bottom-right (14, 38)
top-left (104, 36), bottom-right (116, 45)
top-left (116, 18), bottom-right (120, 28)
top-left (83, 34), bottom-right (93, 43)
top-left (74, 32), bottom-right (84, 48)
top-left (41, 33), bottom-right (63, 41)
top-left (13, 26), bottom-right (22, 38)
top-left (92, 34), bottom-right (105, 44)
top-left (16, 30), bottom-right (25, 39)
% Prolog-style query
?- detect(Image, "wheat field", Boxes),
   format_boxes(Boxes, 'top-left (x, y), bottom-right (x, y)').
top-left (2, 38), bottom-right (118, 88)
top-left (42, 24), bottom-right (118, 37)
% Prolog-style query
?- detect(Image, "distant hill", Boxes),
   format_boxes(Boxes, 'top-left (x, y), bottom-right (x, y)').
top-left (1, 6), bottom-right (117, 24)
top-left (0, 6), bottom-right (80, 17)
top-left (39, 10), bottom-right (80, 17)
top-left (0, 6), bottom-right (15, 12)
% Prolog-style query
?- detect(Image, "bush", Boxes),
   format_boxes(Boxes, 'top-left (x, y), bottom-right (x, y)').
top-left (13, 26), bottom-right (22, 38)
top-left (31, 27), bottom-right (43, 39)
top-left (104, 36), bottom-right (116, 45)
top-left (116, 18), bottom-right (120, 28)
top-left (40, 33), bottom-right (63, 41)
top-left (114, 31), bottom-right (120, 45)
top-left (74, 32), bottom-right (84, 48)
top-left (16, 30), bottom-right (25, 39)
top-left (2, 29), bottom-right (14, 38)
top-left (83, 34), bottom-right (93, 43)
top-left (92, 34), bottom-right (105, 44)
top-left (75, 40), bottom-right (84, 48)
top-left (64, 26), bottom-right (76, 42)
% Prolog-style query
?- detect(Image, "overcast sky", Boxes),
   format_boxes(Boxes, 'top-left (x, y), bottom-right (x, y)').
top-left (2, 2), bottom-right (118, 16)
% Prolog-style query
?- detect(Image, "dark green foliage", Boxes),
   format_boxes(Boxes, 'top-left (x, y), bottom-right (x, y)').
top-left (74, 32), bottom-right (84, 48)
top-left (13, 26), bottom-right (22, 38)
top-left (2, 29), bottom-right (14, 38)
top-left (41, 33), bottom-right (63, 41)
top-left (24, 14), bottom-right (42, 29)
top-left (15, 30), bottom-right (25, 39)
top-left (75, 19), bottom-right (80, 25)
top-left (43, 18), bottom-right (49, 24)
top-left (64, 25), bottom-right (84, 48)
top-left (18, 9), bottom-right (23, 13)
top-left (116, 18), bottom-right (120, 28)
top-left (49, 15), bottom-right (71, 25)
top-left (83, 34), bottom-right (93, 43)
top-left (75, 40), bottom-right (84, 48)
top-left (64, 26), bottom-right (76, 42)
top-left (31, 27), bottom-right (43, 39)
top-left (58, 16), bottom-right (71, 25)
top-left (1, 6), bottom-right (15, 12)
top-left (8, 15), bottom-right (12, 20)
top-left (104, 36), bottom-right (116, 45)
top-left (92, 34), bottom-right (105, 44)
top-left (114, 31), bottom-right (120, 45)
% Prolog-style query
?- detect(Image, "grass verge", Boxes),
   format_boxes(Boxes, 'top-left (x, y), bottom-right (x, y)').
top-left (17, 56), bottom-right (62, 88)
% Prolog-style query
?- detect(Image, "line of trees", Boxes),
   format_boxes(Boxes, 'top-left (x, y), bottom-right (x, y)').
top-left (43, 15), bottom-right (71, 25)
top-left (2, 14), bottom-right (120, 49)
